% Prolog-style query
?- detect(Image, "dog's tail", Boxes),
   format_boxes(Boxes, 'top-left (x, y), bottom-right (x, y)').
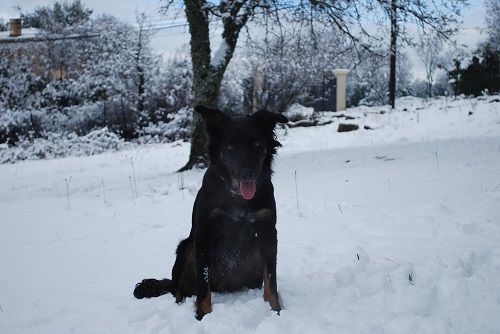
top-left (133, 278), bottom-right (172, 299)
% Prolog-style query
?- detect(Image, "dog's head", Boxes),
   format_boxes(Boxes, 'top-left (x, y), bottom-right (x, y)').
top-left (195, 106), bottom-right (288, 200)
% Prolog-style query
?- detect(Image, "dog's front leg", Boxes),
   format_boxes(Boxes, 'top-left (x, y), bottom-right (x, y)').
top-left (194, 229), bottom-right (212, 320)
top-left (259, 225), bottom-right (282, 313)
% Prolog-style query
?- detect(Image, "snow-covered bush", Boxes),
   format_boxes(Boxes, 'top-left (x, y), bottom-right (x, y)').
top-left (432, 71), bottom-right (453, 97)
top-left (146, 54), bottom-right (193, 123)
top-left (409, 80), bottom-right (429, 98)
top-left (284, 104), bottom-right (315, 122)
top-left (0, 109), bottom-right (44, 145)
top-left (0, 127), bottom-right (129, 163)
top-left (136, 107), bottom-right (193, 144)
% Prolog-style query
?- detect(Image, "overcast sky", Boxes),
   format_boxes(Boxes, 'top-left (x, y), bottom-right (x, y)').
top-left (0, 0), bottom-right (489, 79)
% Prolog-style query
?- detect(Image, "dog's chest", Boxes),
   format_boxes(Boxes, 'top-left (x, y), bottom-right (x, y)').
top-left (209, 208), bottom-right (261, 272)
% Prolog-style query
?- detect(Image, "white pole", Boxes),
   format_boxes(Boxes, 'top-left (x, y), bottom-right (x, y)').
top-left (332, 69), bottom-right (350, 111)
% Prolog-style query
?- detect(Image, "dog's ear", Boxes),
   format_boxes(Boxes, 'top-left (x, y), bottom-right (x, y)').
top-left (252, 110), bottom-right (288, 128)
top-left (194, 105), bottom-right (228, 137)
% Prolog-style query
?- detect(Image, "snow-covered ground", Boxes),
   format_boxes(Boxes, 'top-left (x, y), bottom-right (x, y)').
top-left (1, 96), bottom-right (499, 333)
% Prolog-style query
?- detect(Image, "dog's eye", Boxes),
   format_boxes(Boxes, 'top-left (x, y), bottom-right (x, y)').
top-left (227, 144), bottom-right (234, 151)
top-left (253, 142), bottom-right (261, 148)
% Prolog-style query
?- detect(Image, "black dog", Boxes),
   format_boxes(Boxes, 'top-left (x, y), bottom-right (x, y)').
top-left (133, 106), bottom-right (288, 320)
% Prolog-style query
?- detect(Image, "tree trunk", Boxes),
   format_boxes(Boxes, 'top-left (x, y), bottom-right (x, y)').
top-left (180, 0), bottom-right (248, 171)
top-left (136, 21), bottom-right (144, 113)
top-left (427, 78), bottom-right (432, 98)
top-left (453, 60), bottom-right (460, 98)
top-left (137, 65), bottom-right (145, 112)
top-left (389, 0), bottom-right (397, 109)
top-left (180, 0), bottom-right (221, 170)
top-left (180, 72), bottom-right (229, 170)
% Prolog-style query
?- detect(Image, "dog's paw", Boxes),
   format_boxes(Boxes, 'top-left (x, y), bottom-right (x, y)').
top-left (133, 278), bottom-right (169, 299)
top-left (264, 294), bottom-right (281, 313)
top-left (133, 279), bottom-right (154, 299)
top-left (175, 292), bottom-right (185, 304)
top-left (195, 297), bottom-right (213, 320)
top-left (195, 311), bottom-right (205, 321)
top-left (195, 306), bottom-right (212, 321)
top-left (270, 301), bottom-right (282, 313)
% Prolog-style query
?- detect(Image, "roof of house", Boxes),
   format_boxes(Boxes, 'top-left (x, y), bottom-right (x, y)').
top-left (0, 28), bottom-right (98, 44)
top-left (0, 28), bottom-right (42, 41)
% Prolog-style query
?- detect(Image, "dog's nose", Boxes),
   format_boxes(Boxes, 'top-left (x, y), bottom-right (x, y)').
top-left (240, 170), bottom-right (256, 181)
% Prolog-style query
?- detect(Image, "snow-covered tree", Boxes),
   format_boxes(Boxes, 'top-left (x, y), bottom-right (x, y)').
top-left (146, 53), bottom-right (193, 123)
top-left (21, 0), bottom-right (92, 33)
top-left (0, 44), bottom-right (47, 144)
top-left (485, 0), bottom-right (500, 50)
top-left (20, 0), bottom-right (94, 81)
top-left (161, 0), bottom-right (466, 169)
top-left (221, 24), bottom-right (369, 113)
top-left (243, 26), bottom-right (342, 113)
top-left (417, 32), bottom-right (446, 98)
top-left (0, 18), bottom-right (8, 31)
top-left (348, 50), bottom-right (412, 107)
top-left (0, 2), bottom-right (172, 144)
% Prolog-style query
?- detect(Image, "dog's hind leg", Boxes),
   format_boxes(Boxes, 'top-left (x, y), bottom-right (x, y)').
top-left (194, 226), bottom-right (214, 321)
top-left (133, 278), bottom-right (172, 299)
top-left (171, 238), bottom-right (196, 303)
top-left (134, 238), bottom-right (196, 301)
top-left (259, 226), bottom-right (282, 313)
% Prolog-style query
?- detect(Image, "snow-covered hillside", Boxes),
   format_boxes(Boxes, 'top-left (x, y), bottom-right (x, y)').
top-left (1, 96), bottom-right (499, 333)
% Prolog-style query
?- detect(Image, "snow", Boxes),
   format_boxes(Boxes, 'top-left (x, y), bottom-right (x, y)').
top-left (1, 96), bottom-right (500, 333)
top-left (279, 96), bottom-right (500, 154)
top-left (211, 40), bottom-right (229, 68)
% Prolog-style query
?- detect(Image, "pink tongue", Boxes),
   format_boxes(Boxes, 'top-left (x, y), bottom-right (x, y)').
top-left (239, 181), bottom-right (256, 200)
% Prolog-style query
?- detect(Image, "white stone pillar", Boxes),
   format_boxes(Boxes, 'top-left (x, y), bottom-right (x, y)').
top-left (332, 69), bottom-right (350, 111)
